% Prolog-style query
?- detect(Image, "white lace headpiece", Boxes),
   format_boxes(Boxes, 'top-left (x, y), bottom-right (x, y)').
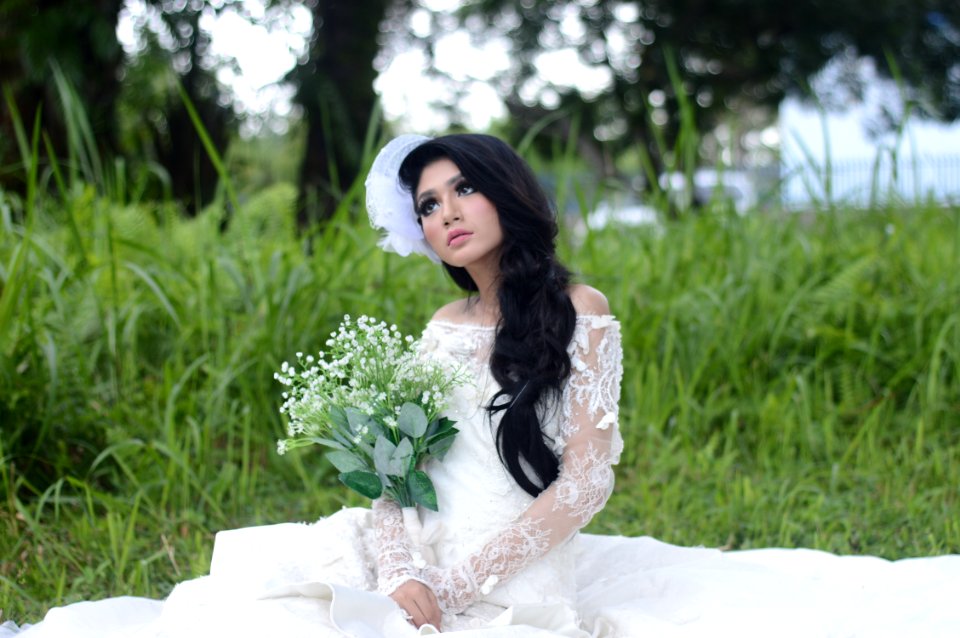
top-left (365, 134), bottom-right (440, 262)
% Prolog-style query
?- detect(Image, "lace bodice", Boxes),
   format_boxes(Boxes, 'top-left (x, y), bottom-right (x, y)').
top-left (373, 315), bottom-right (624, 617)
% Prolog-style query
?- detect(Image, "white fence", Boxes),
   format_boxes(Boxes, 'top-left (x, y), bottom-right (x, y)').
top-left (780, 153), bottom-right (960, 208)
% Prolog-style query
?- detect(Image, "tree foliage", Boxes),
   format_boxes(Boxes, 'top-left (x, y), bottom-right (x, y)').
top-left (0, 0), bottom-right (125, 189)
top-left (1, 0), bottom-right (397, 226)
top-left (449, 0), bottom-right (960, 174)
top-left (132, 0), bottom-right (237, 211)
top-left (0, 0), bottom-right (237, 210)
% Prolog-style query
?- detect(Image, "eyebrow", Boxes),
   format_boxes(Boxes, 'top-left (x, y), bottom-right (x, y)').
top-left (416, 173), bottom-right (464, 206)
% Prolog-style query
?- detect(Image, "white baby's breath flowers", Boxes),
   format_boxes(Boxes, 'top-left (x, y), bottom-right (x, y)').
top-left (274, 314), bottom-right (462, 456)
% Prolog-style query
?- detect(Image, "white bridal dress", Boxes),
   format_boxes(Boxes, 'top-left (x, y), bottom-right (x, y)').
top-left (5, 316), bottom-right (960, 637)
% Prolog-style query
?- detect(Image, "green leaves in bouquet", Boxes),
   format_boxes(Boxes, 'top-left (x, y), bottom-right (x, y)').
top-left (345, 407), bottom-right (383, 454)
top-left (397, 402), bottom-right (428, 438)
top-left (407, 469), bottom-right (439, 512)
top-left (338, 470), bottom-right (383, 499)
top-left (330, 405), bottom-right (349, 430)
top-left (373, 435), bottom-right (414, 477)
top-left (425, 417), bottom-right (459, 461)
top-left (326, 450), bottom-right (369, 473)
top-left (308, 435), bottom-right (347, 450)
top-left (307, 406), bottom-right (354, 451)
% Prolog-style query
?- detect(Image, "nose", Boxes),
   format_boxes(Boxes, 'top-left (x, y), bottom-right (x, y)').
top-left (441, 197), bottom-right (461, 226)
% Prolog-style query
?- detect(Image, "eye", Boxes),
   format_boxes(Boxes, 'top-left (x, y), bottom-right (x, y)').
top-left (417, 198), bottom-right (439, 217)
top-left (456, 182), bottom-right (476, 197)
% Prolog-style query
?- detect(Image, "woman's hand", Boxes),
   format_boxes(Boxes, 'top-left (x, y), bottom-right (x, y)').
top-left (390, 579), bottom-right (442, 630)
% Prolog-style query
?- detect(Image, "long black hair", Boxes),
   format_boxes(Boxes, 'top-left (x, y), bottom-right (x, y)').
top-left (398, 134), bottom-right (576, 497)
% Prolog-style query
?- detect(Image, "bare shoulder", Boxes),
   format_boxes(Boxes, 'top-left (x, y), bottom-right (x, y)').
top-left (430, 299), bottom-right (470, 323)
top-left (567, 284), bottom-right (610, 316)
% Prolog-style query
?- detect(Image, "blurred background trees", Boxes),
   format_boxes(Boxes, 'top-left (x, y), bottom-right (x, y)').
top-left (435, 0), bottom-right (960, 179)
top-left (288, 0), bottom-right (394, 227)
top-left (1, 0), bottom-right (958, 218)
top-left (1, 0), bottom-right (125, 177)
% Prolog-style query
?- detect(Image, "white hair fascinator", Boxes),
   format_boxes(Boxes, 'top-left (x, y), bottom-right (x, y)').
top-left (365, 134), bottom-right (440, 262)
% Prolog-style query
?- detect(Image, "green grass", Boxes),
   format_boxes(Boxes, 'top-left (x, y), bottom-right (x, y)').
top-left (2, 143), bottom-right (959, 624)
top-left (3, 181), bottom-right (958, 623)
top-left (4, 57), bottom-right (957, 627)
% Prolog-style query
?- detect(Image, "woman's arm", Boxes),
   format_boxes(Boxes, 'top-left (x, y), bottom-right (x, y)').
top-left (420, 303), bottom-right (624, 614)
top-left (371, 316), bottom-right (452, 628)
top-left (372, 499), bottom-right (442, 628)
top-left (372, 498), bottom-right (423, 595)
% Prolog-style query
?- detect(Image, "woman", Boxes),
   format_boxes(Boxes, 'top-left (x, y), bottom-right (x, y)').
top-left (368, 133), bottom-right (624, 632)
top-left (6, 134), bottom-right (960, 638)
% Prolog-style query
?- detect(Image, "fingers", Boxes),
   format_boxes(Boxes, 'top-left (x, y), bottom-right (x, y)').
top-left (405, 589), bottom-right (441, 630)
top-left (390, 580), bottom-right (443, 630)
top-left (414, 586), bottom-right (442, 629)
top-left (408, 600), bottom-right (428, 629)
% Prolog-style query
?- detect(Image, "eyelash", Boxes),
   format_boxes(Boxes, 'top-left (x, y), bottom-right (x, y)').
top-left (417, 182), bottom-right (476, 217)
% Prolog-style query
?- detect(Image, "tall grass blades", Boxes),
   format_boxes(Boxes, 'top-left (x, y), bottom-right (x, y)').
top-left (2, 79), bottom-right (959, 624)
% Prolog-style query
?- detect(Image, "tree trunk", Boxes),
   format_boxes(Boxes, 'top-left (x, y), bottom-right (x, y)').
top-left (291, 0), bottom-right (390, 229)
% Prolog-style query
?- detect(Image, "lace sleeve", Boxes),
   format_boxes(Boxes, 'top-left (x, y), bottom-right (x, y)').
top-left (421, 317), bottom-right (624, 614)
top-left (373, 498), bottom-right (427, 595)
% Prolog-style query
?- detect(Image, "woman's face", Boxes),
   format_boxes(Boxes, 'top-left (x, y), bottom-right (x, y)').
top-left (415, 157), bottom-right (503, 270)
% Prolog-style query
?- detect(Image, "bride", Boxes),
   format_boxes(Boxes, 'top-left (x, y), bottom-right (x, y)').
top-left (370, 133), bottom-right (623, 632)
top-left (5, 134), bottom-right (959, 637)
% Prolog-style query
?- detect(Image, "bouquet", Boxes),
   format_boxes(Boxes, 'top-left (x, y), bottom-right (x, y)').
top-left (275, 315), bottom-right (461, 513)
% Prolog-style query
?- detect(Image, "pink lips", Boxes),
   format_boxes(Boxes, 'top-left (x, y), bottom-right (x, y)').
top-left (447, 229), bottom-right (472, 246)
